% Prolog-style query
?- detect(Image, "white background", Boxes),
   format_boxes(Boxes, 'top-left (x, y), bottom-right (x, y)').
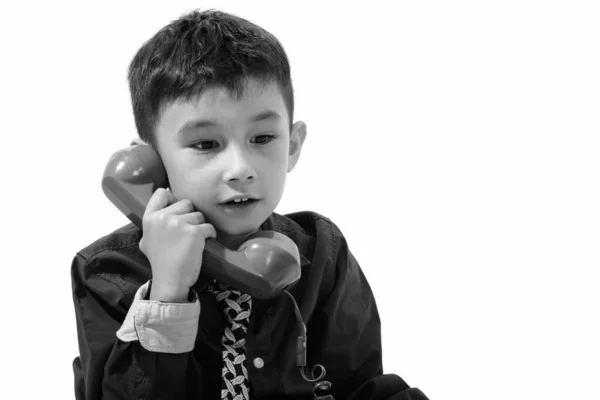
top-left (1, 1), bottom-right (599, 399)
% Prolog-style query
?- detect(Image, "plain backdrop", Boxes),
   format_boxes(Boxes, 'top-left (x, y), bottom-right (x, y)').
top-left (1, 1), bottom-right (599, 399)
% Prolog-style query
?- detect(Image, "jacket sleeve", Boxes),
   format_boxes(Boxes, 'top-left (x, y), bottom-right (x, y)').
top-left (309, 229), bottom-right (430, 400)
top-left (71, 252), bottom-right (205, 399)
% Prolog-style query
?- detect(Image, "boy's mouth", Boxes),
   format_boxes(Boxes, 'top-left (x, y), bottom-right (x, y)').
top-left (219, 198), bottom-right (260, 215)
top-left (219, 194), bottom-right (260, 205)
top-left (222, 198), bottom-right (258, 206)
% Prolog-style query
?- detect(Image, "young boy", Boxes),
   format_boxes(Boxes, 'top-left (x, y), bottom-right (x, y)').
top-left (71, 9), bottom-right (429, 400)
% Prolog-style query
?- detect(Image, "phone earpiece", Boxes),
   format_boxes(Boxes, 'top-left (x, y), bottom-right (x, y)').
top-left (101, 141), bottom-right (301, 299)
top-left (102, 143), bottom-right (169, 227)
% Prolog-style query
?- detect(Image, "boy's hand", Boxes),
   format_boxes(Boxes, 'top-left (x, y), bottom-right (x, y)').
top-left (139, 188), bottom-right (217, 302)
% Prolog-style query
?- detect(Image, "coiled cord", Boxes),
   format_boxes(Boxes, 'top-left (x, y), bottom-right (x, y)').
top-left (282, 290), bottom-right (334, 400)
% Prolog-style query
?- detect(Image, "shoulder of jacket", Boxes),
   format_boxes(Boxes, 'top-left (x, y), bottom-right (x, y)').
top-left (74, 222), bottom-right (142, 264)
top-left (275, 210), bottom-right (344, 239)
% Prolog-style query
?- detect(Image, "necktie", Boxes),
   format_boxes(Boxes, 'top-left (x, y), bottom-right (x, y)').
top-left (207, 282), bottom-right (253, 400)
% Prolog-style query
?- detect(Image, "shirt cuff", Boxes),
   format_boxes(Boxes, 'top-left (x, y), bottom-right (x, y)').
top-left (116, 281), bottom-right (200, 354)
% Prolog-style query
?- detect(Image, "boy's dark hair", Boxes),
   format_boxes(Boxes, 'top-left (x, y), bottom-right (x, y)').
top-left (128, 9), bottom-right (294, 150)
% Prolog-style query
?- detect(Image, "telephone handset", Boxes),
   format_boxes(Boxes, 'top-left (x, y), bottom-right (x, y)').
top-left (101, 141), bottom-right (301, 299)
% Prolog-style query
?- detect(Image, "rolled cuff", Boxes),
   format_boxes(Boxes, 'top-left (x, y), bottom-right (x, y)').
top-left (116, 281), bottom-right (200, 354)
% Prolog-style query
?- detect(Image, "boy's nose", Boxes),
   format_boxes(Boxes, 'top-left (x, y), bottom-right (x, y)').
top-left (225, 169), bottom-right (255, 182)
top-left (223, 147), bottom-right (257, 182)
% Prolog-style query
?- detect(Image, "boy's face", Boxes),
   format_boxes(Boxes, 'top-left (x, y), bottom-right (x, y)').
top-left (153, 78), bottom-right (306, 248)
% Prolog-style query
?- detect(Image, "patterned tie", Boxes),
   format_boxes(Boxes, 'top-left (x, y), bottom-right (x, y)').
top-left (207, 282), bottom-right (253, 400)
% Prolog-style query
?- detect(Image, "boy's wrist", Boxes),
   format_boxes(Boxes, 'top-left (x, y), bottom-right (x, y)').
top-left (149, 281), bottom-right (190, 303)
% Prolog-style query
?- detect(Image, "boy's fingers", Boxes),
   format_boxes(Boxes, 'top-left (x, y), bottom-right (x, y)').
top-left (179, 212), bottom-right (205, 225)
top-left (163, 188), bottom-right (179, 206)
top-left (195, 223), bottom-right (217, 240)
top-left (145, 188), bottom-right (170, 215)
top-left (146, 188), bottom-right (193, 216)
top-left (163, 198), bottom-right (195, 215)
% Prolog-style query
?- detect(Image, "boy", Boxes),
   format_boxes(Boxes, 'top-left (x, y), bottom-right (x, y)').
top-left (71, 9), bottom-right (429, 400)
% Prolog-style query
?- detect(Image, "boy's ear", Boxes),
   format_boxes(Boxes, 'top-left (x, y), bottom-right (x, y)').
top-left (288, 121), bottom-right (307, 173)
top-left (130, 137), bottom-right (148, 146)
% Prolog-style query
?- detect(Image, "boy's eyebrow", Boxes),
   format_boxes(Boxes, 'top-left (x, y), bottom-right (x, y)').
top-left (177, 111), bottom-right (281, 134)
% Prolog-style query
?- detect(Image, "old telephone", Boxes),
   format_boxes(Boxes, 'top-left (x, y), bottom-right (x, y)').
top-left (101, 140), bottom-right (301, 299)
top-left (101, 141), bottom-right (333, 398)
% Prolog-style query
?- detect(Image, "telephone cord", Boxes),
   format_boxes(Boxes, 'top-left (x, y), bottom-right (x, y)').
top-left (282, 289), bottom-right (335, 400)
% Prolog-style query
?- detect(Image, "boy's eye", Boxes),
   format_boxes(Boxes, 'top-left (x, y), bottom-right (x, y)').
top-left (193, 141), bottom-right (218, 151)
top-left (191, 135), bottom-right (276, 151)
top-left (254, 134), bottom-right (276, 145)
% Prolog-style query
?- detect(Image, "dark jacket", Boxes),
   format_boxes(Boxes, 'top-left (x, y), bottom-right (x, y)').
top-left (71, 210), bottom-right (429, 399)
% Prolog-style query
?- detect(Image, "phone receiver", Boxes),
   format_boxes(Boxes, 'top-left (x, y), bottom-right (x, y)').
top-left (101, 142), bottom-right (301, 299)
